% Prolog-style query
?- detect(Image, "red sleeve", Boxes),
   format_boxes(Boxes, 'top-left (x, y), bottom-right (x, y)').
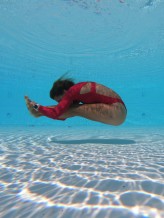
top-left (38, 90), bottom-right (74, 120)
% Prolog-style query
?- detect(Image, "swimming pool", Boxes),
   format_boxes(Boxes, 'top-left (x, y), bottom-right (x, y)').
top-left (0, 1), bottom-right (164, 217)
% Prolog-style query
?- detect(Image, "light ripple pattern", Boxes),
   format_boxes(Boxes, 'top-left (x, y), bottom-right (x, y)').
top-left (0, 127), bottom-right (164, 218)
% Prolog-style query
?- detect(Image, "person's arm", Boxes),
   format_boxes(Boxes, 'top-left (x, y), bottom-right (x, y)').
top-left (25, 90), bottom-right (74, 120)
top-left (38, 94), bottom-right (73, 119)
top-left (25, 96), bottom-right (66, 119)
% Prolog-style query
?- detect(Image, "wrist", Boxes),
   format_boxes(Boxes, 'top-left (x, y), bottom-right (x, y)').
top-left (33, 104), bottom-right (40, 111)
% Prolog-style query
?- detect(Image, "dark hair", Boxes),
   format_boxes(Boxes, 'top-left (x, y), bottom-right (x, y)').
top-left (50, 76), bottom-right (75, 99)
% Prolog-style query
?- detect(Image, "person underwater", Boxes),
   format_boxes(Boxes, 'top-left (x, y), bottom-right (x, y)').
top-left (25, 76), bottom-right (127, 126)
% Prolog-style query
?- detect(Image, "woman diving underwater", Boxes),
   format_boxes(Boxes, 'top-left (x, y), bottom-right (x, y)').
top-left (25, 77), bottom-right (127, 126)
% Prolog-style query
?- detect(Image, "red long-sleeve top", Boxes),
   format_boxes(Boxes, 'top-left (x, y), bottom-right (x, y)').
top-left (38, 82), bottom-right (125, 120)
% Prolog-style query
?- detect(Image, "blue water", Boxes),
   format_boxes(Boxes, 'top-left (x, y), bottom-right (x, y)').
top-left (0, 1), bottom-right (164, 217)
top-left (1, 0), bottom-right (164, 127)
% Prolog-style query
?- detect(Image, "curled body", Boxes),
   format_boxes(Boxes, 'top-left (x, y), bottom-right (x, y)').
top-left (25, 81), bottom-right (127, 126)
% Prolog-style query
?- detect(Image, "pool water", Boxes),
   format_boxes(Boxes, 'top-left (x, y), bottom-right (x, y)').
top-left (1, 1), bottom-right (164, 217)
top-left (1, 0), bottom-right (164, 127)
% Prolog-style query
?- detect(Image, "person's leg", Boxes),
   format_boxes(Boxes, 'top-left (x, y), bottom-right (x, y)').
top-left (58, 103), bottom-right (127, 125)
top-left (25, 95), bottom-right (126, 125)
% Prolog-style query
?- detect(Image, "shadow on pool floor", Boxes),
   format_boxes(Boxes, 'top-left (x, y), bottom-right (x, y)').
top-left (50, 138), bottom-right (136, 145)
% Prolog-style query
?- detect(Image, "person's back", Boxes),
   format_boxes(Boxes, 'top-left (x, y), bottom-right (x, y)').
top-left (68, 82), bottom-right (125, 106)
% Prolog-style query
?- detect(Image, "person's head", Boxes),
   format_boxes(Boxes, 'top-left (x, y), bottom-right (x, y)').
top-left (50, 76), bottom-right (75, 102)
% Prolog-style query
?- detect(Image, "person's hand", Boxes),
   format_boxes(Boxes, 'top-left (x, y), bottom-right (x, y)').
top-left (24, 96), bottom-right (42, 118)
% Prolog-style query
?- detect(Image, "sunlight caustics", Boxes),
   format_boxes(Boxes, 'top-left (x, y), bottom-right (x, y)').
top-left (0, 127), bottom-right (164, 217)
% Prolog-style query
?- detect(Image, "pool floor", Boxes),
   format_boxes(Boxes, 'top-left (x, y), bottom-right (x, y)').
top-left (0, 126), bottom-right (164, 218)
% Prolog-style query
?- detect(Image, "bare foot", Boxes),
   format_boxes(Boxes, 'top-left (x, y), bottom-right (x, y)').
top-left (24, 96), bottom-right (42, 118)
